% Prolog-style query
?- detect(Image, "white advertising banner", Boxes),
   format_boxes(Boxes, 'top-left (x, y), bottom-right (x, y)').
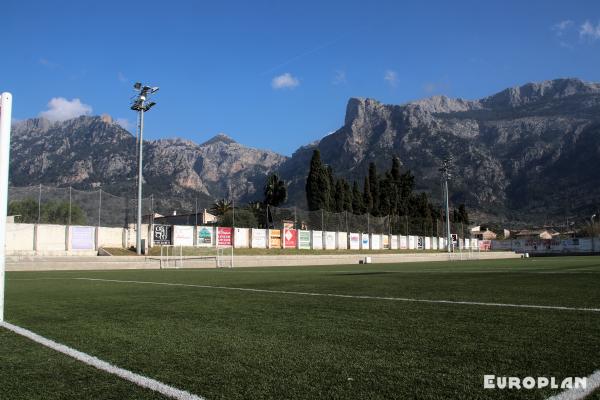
top-left (400, 235), bottom-right (408, 249)
top-left (298, 230), bottom-right (311, 249)
top-left (312, 231), bottom-right (323, 250)
top-left (336, 232), bottom-right (348, 250)
top-left (408, 235), bottom-right (417, 250)
top-left (464, 238), bottom-right (471, 249)
top-left (324, 231), bottom-right (336, 250)
top-left (234, 228), bottom-right (250, 248)
top-left (173, 225), bottom-right (194, 247)
top-left (70, 226), bottom-right (95, 250)
top-left (391, 235), bottom-right (399, 250)
top-left (197, 226), bottom-right (214, 247)
top-left (361, 233), bottom-right (370, 250)
top-left (371, 234), bottom-right (381, 250)
top-left (424, 237), bottom-right (431, 250)
top-left (438, 237), bottom-right (445, 250)
top-left (432, 237), bottom-right (438, 250)
top-left (382, 235), bottom-right (390, 250)
top-left (251, 229), bottom-right (267, 248)
top-left (349, 233), bottom-right (360, 250)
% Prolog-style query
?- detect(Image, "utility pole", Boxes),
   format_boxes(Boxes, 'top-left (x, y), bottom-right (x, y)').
top-left (130, 82), bottom-right (159, 255)
top-left (439, 157), bottom-right (453, 253)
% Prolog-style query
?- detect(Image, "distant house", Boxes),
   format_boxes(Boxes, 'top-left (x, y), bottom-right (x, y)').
top-left (470, 226), bottom-right (497, 240)
top-left (153, 209), bottom-right (217, 226)
top-left (514, 229), bottom-right (559, 240)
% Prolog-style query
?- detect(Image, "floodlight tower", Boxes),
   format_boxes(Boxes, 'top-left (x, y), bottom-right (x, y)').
top-left (439, 157), bottom-right (453, 253)
top-left (130, 83), bottom-right (159, 255)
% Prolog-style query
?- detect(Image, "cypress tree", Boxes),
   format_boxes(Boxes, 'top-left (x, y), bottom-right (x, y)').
top-left (458, 204), bottom-right (469, 224)
top-left (334, 179), bottom-right (345, 212)
top-left (368, 162), bottom-right (380, 215)
top-left (306, 150), bottom-right (329, 211)
top-left (342, 179), bottom-right (353, 212)
top-left (363, 176), bottom-right (373, 214)
top-left (352, 181), bottom-right (364, 214)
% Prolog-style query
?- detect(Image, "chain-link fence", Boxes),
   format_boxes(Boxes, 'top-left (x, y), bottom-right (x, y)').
top-left (8, 185), bottom-right (469, 236)
top-left (267, 206), bottom-right (470, 237)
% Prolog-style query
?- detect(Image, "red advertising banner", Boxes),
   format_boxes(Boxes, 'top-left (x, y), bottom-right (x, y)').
top-left (217, 227), bottom-right (232, 247)
top-left (283, 228), bottom-right (297, 248)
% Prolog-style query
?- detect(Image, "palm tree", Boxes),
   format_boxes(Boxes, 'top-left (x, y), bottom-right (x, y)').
top-left (211, 198), bottom-right (232, 216)
top-left (263, 174), bottom-right (287, 207)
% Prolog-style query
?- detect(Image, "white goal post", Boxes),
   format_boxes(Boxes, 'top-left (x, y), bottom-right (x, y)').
top-left (0, 92), bottom-right (13, 322)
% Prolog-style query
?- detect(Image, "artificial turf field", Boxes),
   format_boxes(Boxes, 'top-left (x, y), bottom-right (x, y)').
top-left (1, 256), bottom-right (600, 400)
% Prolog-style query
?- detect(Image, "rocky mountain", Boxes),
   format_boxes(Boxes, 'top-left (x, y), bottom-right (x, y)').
top-left (10, 78), bottom-right (600, 223)
top-left (280, 78), bottom-right (600, 223)
top-left (10, 115), bottom-right (287, 208)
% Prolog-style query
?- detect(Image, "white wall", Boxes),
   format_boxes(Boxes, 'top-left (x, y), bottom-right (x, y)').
top-left (6, 223), bottom-right (35, 252)
top-left (36, 224), bottom-right (67, 251)
top-left (97, 227), bottom-right (124, 248)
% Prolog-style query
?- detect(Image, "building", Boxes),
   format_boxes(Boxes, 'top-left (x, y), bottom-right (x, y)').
top-left (153, 209), bottom-right (217, 226)
top-left (514, 229), bottom-right (559, 240)
top-left (470, 226), bottom-right (497, 240)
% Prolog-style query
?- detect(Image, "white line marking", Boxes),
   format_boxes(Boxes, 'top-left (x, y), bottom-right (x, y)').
top-left (74, 278), bottom-right (600, 313)
top-left (546, 370), bottom-right (600, 400)
top-left (0, 321), bottom-right (205, 400)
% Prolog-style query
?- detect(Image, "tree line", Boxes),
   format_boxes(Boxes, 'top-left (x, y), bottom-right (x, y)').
top-left (305, 149), bottom-right (469, 224)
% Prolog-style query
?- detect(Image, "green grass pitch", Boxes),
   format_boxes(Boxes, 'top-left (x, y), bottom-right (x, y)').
top-left (1, 256), bottom-right (600, 399)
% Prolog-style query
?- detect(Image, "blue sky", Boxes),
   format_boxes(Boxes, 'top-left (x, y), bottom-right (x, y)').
top-left (4, 0), bottom-right (600, 155)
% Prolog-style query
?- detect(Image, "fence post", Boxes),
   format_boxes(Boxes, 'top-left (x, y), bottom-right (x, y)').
top-left (98, 189), bottom-right (102, 227)
top-left (151, 194), bottom-right (154, 225)
top-left (68, 186), bottom-right (72, 226)
top-left (321, 209), bottom-right (324, 231)
top-left (195, 197), bottom-right (198, 226)
top-left (37, 183), bottom-right (42, 223)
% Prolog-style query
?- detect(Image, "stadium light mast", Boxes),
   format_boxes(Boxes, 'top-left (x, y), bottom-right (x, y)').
top-left (439, 157), bottom-right (452, 253)
top-left (130, 83), bottom-right (159, 255)
top-left (0, 92), bottom-right (13, 322)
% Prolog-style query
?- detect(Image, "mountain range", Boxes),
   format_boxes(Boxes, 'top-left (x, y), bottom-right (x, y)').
top-left (10, 78), bottom-right (600, 224)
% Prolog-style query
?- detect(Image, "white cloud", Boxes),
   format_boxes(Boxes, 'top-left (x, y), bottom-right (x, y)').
top-left (384, 70), bottom-right (398, 87)
top-left (115, 118), bottom-right (131, 130)
top-left (580, 20), bottom-right (600, 41)
top-left (552, 20), bottom-right (573, 36)
top-left (271, 72), bottom-right (300, 89)
top-left (38, 58), bottom-right (60, 69)
top-left (332, 70), bottom-right (346, 85)
top-left (39, 97), bottom-right (92, 122)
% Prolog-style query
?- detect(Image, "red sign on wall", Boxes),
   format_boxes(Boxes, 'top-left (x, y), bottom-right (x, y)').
top-left (217, 227), bottom-right (232, 247)
top-left (283, 228), bottom-right (297, 248)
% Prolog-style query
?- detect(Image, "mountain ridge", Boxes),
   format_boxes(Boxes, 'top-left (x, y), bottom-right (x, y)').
top-left (10, 77), bottom-right (600, 223)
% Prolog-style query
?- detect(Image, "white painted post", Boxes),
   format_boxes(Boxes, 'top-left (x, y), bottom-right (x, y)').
top-left (0, 92), bottom-right (13, 322)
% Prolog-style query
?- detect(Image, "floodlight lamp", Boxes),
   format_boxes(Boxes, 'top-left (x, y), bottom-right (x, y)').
top-left (144, 102), bottom-right (156, 111)
top-left (150, 87), bottom-right (159, 93)
top-left (134, 82), bottom-right (142, 90)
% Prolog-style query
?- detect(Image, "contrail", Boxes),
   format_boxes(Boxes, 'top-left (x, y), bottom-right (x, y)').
top-left (261, 36), bottom-right (345, 76)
